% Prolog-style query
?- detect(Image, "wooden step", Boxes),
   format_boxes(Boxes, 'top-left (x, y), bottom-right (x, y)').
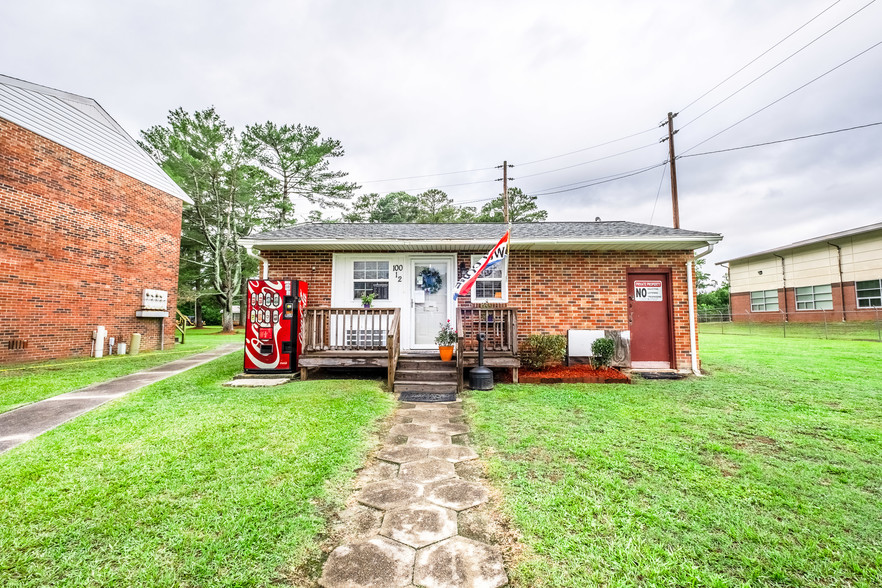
top-left (397, 358), bottom-right (457, 372)
top-left (393, 380), bottom-right (458, 394)
top-left (395, 369), bottom-right (458, 382)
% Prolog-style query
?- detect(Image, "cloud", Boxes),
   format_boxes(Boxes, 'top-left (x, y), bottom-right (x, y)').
top-left (2, 0), bottom-right (880, 287)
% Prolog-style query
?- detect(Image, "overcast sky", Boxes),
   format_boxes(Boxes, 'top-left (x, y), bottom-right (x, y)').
top-left (2, 0), bottom-right (880, 282)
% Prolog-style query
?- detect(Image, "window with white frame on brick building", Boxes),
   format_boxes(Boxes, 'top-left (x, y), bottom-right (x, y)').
top-left (750, 289), bottom-right (779, 311)
top-left (856, 279), bottom-right (881, 308)
top-left (795, 284), bottom-right (833, 310)
top-left (470, 254), bottom-right (506, 303)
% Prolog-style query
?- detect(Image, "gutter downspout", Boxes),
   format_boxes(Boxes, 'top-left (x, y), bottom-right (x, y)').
top-left (773, 254), bottom-right (788, 322)
top-left (243, 243), bottom-right (269, 279)
top-left (827, 242), bottom-right (846, 322)
top-left (687, 243), bottom-right (714, 376)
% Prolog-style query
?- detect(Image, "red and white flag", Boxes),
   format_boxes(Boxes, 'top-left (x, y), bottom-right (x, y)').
top-left (453, 231), bottom-right (509, 300)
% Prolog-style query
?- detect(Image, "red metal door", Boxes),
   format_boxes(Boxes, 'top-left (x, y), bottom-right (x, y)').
top-left (628, 272), bottom-right (673, 369)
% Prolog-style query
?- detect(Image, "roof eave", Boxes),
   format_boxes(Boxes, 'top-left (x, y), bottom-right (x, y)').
top-left (240, 235), bottom-right (723, 252)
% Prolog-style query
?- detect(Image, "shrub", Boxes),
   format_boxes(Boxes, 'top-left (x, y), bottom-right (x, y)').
top-left (521, 334), bottom-right (567, 370)
top-left (591, 337), bottom-right (615, 368)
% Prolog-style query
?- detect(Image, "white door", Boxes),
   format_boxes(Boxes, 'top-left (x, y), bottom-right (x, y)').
top-left (411, 259), bottom-right (452, 349)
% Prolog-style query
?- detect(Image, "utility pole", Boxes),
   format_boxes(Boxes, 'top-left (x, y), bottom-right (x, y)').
top-left (495, 161), bottom-right (515, 224)
top-left (665, 112), bottom-right (680, 229)
top-left (502, 160), bottom-right (510, 224)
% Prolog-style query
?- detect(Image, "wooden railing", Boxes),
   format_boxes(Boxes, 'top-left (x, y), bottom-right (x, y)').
top-left (456, 307), bottom-right (518, 392)
top-left (386, 310), bottom-right (401, 389)
top-left (302, 307), bottom-right (400, 352)
top-left (456, 308), bottom-right (518, 353)
top-left (175, 309), bottom-right (192, 344)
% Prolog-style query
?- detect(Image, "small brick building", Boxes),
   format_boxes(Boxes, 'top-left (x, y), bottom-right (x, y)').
top-left (242, 222), bottom-right (722, 373)
top-left (0, 75), bottom-right (191, 364)
top-left (720, 222), bottom-right (882, 323)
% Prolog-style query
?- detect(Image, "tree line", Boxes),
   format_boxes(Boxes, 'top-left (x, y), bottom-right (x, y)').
top-left (141, 108), bottom-right (547, 331)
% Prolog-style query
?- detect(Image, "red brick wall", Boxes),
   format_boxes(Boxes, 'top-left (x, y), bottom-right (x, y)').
top-left (732, 283), bottom-right (881, 323)
top-left (262, 247), bottom-right (698, 369)
top-left (262, 250), bottom-right (334, 305)
top-left (0, 119), bottom-right (183, 364)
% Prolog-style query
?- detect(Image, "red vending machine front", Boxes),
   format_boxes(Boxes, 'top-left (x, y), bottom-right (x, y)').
top-left (244, 280), bottom-right (308, 373)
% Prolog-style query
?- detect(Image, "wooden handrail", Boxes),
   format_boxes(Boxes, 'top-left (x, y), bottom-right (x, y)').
top-left (175, 309), bottom-right (191, 344)
top-left (386, 308), bottom-right (401, 390)
top-left (456, 310), bottom-right (465, 393)
top-left (302, 307), bottom-right (399, 353)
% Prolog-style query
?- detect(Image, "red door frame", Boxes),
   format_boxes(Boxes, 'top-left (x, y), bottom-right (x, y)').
top-left (626, 267), bottom-right (676, 369)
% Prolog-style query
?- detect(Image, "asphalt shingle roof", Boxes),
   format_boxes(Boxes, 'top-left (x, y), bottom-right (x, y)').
top-left (247, 221), bottom-right (721, 242)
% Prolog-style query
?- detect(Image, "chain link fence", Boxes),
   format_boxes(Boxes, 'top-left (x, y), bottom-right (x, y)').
top-left (698, 308), bottom-right (882, 341)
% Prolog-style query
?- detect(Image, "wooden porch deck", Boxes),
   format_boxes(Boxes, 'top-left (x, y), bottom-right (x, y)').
top-left (298, 307), bottom-right (520, 391)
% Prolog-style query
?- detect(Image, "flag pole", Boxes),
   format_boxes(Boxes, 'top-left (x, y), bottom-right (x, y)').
top-left (503, 161), bottom-right (512, 301)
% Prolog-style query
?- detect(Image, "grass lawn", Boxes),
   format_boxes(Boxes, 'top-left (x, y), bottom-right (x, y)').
top-left (700, 319), bottom-right (882, 342)
top-left (468, 335), bottom-right (882, 587)
top-left (0, 351), bottom-right (394, 587)
top-left (0, 326), bottom-right (244, 414)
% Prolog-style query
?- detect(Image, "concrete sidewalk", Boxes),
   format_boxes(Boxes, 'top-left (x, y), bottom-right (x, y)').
top-left (0, 343), bottom-right (241, 454)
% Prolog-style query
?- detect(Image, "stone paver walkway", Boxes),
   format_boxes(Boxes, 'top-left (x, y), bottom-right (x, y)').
top-left (0, 343), bottom-right (241, 454)
top-left (320, 400), bottom-right (508, 588)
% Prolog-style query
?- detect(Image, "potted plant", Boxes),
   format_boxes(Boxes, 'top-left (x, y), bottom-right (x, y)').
top-left (361, 292), bottom-right (376, 308)
top-left (434, 319), bottom-right (457, 361)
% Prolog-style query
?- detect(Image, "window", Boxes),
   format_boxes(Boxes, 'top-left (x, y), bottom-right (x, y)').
top-left (750, 290), bottom-right (778, 312)
top-left (470, 255), bottom-right (506, 301)
top-left (795, 284), bottom-right (833, 310)
top-left (856, 279), bottom-right (882, 308)
top-left (353, 261), bottom-right (389, 300)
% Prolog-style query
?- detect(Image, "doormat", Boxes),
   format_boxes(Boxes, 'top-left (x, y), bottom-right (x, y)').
top-left (638, 372), bottom-right (688, 380)
top-left (399, 391), bottom-right (456, 403)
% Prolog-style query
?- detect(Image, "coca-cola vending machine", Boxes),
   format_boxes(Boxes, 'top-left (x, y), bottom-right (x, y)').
top-left (244, 280), bottom-right (308, 373)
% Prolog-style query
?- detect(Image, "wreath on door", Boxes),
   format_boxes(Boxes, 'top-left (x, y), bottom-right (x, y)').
top-left (419, 267), bottom-right (443, 294)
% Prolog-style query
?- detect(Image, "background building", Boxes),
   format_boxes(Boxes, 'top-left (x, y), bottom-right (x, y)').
top-left (720, 223), bottom-right (882, 323)
top-left (0, 75), bottom-right (191, 363)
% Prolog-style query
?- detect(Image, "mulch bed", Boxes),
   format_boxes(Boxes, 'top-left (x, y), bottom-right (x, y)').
top-left (519, 364), bottom-right (631, 384)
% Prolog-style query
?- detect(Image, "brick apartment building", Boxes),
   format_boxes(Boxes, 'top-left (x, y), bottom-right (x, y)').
top-left (720, 223), bottom-right (882, 323)
top-left (240, 222), bottom-right (722, 373)
top-left (0, 74), bottom-right (191, 363)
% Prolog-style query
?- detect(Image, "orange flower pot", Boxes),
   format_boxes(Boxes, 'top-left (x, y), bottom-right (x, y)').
top-left (438, 345), bottom-right (454, 361)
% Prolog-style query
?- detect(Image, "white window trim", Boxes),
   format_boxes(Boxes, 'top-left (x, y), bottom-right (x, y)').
top-left (469, 254), bottom-right (508, 304)
top-left (749, 289), bottom-right (778, 312)
top-left (352, 260), bottom-right (391, 302)
top-left (795, 284), bottom-right (833, 311)
top-left (856, 278), bottom-right (882, 308)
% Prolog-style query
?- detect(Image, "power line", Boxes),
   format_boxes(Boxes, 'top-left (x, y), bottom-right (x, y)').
top-left (681, 38), bottom-right (882, 154)
top-left (372, 140), bottom-right (659, 195)
top-left (649, 162), bottom-right (669, 225)
top-left (359, 165), bottom-right (497, 184)
top-left (358, 127), bottom-right (659, 185)
top-left (678, 121), bottom-right (882, 158)
top-left (516, 127), bottom-right (658, 167)
top-left (530, 162), bottom-right (668, 196)
top-left (451, 162), bottom-right (667, 206)
top-left (678, 0), bottom-right (844, 114)
top-left (515, 143), bottom-right (659, 180)
top-left (680, 0), bottom-right (877, 130)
